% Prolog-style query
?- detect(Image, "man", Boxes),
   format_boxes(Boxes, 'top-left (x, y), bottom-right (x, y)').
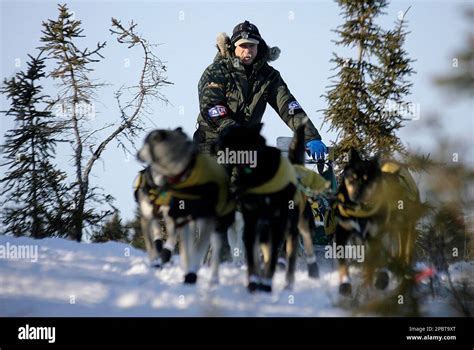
top-left (193, 20), bottom-right (327, 160)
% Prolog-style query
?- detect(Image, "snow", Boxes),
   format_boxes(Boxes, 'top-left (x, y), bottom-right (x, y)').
top-left (0, 235), bottom-right (470, 316)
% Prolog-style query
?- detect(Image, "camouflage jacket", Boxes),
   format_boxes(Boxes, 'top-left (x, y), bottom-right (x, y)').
top-left (194, 33), bottom-right (322, 152)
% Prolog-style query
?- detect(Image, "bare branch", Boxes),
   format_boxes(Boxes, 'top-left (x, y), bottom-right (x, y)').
top-left (82, 18), bottom-right (171, 180)
top-left (83, 123), bottom-right (115, 143)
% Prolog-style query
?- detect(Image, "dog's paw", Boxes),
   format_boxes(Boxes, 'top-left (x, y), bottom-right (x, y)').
top-left (374, 270), bottom-right (389, 290)
top-left (258, 278), bottom-right (273, 293)
top-left (247, 275), bottom-right (261, 293)
top-left (160, 248), bottom-right (172, 264)
top-left (247, 282), bottom-right (259, 293)
top-left (277, 257), bottom-right (287, 271)
top-left (339, 282), bottom-right (352, 296)
top-left (284, 282), bottom-right (294, 291)
top-left (258, 283), bottom-right (272, 293)
top-left (184, 272), bottom-right (197, 284)
top-left (150, 258), bottom-right (162, 269)
top-left (307, 262), bottom-right (319, 279)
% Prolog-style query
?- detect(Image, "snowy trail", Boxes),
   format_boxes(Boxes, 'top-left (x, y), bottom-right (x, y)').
top-left (0, 235), bottom-right (347, 316)
top-left (1, 235), bottom-right (470, 316)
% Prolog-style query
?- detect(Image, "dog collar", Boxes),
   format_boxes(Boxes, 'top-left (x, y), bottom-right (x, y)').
top-left (164, 155), bottom-right (197, 185)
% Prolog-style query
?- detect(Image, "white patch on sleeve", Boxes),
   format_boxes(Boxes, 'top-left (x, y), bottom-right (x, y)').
top-left (208, 105), bottom-right (227, 118)
top-left (288, 100), bottom-right (302, 110)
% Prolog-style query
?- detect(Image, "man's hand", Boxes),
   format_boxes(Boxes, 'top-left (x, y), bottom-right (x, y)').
top-left (306, 139), bottom-right (327, 160)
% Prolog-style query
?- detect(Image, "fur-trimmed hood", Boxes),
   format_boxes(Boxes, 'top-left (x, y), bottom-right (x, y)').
top-left (215, 32), bottom-right (280, 64)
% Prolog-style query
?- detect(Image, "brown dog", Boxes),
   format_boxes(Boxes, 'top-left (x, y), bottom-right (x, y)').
top-left (333, 149), bottom-right (422, 295)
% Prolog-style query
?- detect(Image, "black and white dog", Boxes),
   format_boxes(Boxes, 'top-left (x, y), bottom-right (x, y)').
top-left (136, 128), bottom-right (234, 284)
top-left (215, 123), bottom-right (320, 292)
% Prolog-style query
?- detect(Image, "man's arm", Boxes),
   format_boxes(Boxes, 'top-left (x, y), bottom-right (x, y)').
top-left (267, 70), bottom-right (322, 143)
top-left (198, 64), bottom-right (237, 133)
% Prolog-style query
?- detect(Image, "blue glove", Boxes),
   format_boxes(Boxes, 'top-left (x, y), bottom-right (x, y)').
top-left (306, 139), bottom-right (327, 160)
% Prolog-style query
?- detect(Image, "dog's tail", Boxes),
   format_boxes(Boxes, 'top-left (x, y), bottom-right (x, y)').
top-left (288, 117), bottom-right (308, 165)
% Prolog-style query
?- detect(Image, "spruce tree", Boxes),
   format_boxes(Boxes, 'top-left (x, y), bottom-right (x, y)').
top-left (38, 4), bottom-right (170, 241)
top-left (91, 212), bottom-right (130, 243)
top-left (323, 0), bottom-right (415, 166)
top-left (324, 1), bottom-right (418, 315)
top-left (127, 211), bottom-right (145, 250)
top-left (39, 4), bottom-right (109, 242)
top-left (1, 54), bottom-right (70, 238)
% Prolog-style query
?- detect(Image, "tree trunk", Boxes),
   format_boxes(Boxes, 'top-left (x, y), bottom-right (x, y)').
top-left (71, 181), bottom-right (88, 242)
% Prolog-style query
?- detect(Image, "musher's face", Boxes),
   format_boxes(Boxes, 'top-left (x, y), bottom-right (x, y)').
top-left (234, 43), bottom-right (258, 65)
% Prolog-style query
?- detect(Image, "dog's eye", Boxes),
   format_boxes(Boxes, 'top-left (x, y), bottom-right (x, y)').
top-left (352, 174), bottom-right (357, 179)
top-left (363, 174), bottom-right (368, 180)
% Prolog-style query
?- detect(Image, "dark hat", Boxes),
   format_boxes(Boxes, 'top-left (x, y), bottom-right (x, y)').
top-left (231, 20), bottom-right (261, 46)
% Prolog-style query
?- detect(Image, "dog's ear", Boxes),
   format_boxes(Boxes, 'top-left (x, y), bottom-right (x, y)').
top-left (289, 123), bottom-right (306, 165)
top-left (137, 144), bottom-right (151, 163)
top-left (251, 123), bottom-right (264, 134)
top-left (146, 129), bottom-right (167, 143)
top-left (369, 155), bottom-right (381, 174)
top-left (349, 148), bottom-right (362, 164)
top-left (372, 154), bottom-right (380, 167)
top-left (249, 123), bottom-right (266, 147)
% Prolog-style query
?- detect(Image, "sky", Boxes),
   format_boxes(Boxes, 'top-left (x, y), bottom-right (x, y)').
top-left (1, 0), bottom-right (473, 225)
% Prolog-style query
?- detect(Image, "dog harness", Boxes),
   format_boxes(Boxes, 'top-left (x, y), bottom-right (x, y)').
top-left (336, 191), bottom-right (385, 219)
top-left (135, 154), bottom-right (234, 218)
top-left (245, 155), bottom-right (297, 195)
top-left (330, 161), bottom-right (420, 238)
top-left (293, 164), bottom-right (330, 197)
top-left (134, 169), bottom-right (172, 206)
top-left (336, 161), bottom-right (419, 219)
top-left (170, 153), bottom-right (234, 217)
top-left (380, 161), bottom-right (420, 203)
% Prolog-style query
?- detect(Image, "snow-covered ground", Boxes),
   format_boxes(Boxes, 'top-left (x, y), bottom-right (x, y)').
top-left (0, 235), bottom-right (471, 316)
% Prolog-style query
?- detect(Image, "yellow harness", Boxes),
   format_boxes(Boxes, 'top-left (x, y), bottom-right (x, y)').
top-left (171, 153), bottom-right (234, 217)
top-left (336, 191), bottom-right (385, 219)
top-left (134, 172), bottom-right (172, 206)
top-left (244, 156), bottom-right (310, 210)
top-left (336, 161), bottom-right (418, 219)
top-left (245, 156), bottom-right (297, 195)
top-left (134, 154), bottom-right (234, 217)
top-left (293, 164), bottom-right (330, 197)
